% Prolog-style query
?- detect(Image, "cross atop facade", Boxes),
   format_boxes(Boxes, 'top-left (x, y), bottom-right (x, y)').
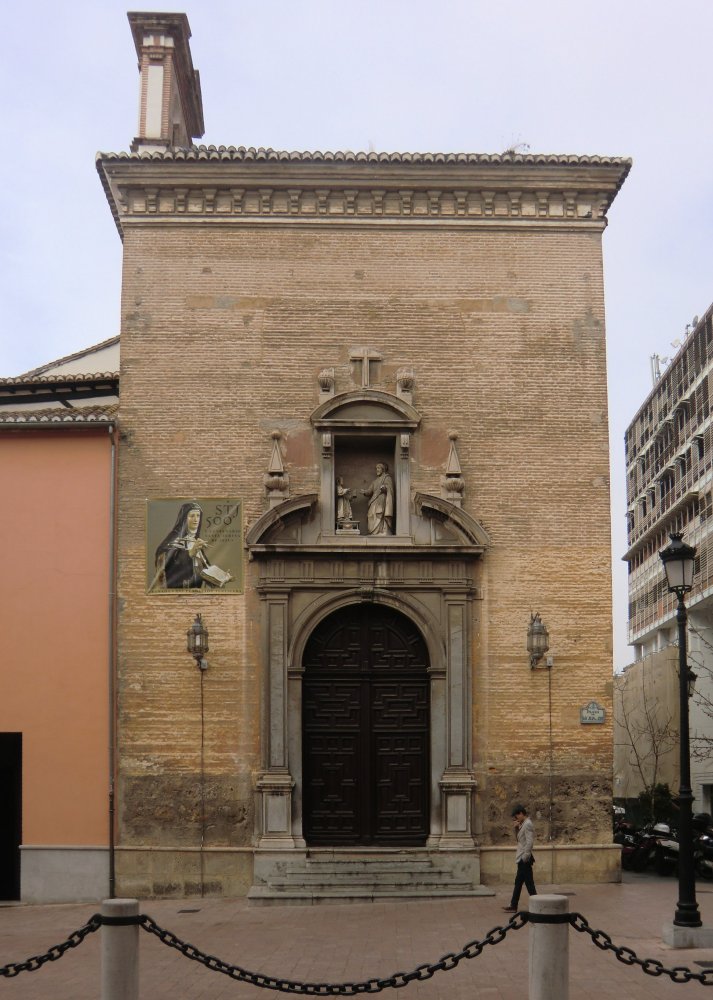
top-left (349, 347), bottom-right (383, 388)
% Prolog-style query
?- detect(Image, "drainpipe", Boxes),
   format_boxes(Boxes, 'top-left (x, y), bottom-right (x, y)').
top-left (107, 424), bottom-right (118, 898)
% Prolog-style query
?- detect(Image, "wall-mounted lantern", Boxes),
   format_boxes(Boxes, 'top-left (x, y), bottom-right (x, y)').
top-left (527, 612), bottom-right (550, 670)
top-left (187, 613), bottom-right (209, 670)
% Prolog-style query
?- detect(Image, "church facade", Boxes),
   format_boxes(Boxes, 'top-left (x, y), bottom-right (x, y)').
top-left (97, 12), bottom-right (629, 899)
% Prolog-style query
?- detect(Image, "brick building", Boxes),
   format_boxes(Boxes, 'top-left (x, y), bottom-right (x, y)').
top-left (620, 303), bottom-right (713, 812)
top-left (96, 12), bottom-right (629, 899)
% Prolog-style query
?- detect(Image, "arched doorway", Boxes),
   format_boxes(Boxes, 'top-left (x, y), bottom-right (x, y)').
top-left (302, 603), bottom-right (430, 846)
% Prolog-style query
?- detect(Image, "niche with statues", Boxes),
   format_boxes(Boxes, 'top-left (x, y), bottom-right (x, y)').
top-left (311, 388), bottom-right (420, 540)
top-left (334, 437), bottom-right (395, 535)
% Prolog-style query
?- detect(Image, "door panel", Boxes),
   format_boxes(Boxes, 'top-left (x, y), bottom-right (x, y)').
top-left (303, 605), bottom-right (429, 846)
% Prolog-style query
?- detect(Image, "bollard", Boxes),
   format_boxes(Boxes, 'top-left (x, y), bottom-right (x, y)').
top-left (529, 894), bottom-right (569, 1000)
top-left (101, 898), bottom-right (139, 1000)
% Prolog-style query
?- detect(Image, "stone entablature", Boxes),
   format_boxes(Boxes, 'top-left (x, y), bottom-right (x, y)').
top-left (96, 150), bottom-right (630, 236)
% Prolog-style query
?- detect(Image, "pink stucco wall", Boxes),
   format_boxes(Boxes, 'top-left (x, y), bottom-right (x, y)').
top-left (0, 431), bottom-right (112, 845)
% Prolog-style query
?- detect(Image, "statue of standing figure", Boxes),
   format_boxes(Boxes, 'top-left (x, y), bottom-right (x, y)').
top-left (362, 463), bottom-right (395, 535)
top-left (336, 477), bottom-right (356, 525)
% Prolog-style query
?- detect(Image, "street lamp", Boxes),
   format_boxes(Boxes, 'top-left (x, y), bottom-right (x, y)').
top-left (659, 531), bottom-right (700, 929)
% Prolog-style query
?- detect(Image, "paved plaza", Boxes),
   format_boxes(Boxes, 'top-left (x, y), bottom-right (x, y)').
top-left (3, 874), bottom-right (713, 999)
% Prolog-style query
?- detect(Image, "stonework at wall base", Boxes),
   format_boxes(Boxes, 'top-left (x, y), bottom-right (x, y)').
top-left (119, 774), bottom-right (254, 846)
top-left (115, 847), bottom-right (254, 900)
top-left (479, 845), bottom-right (622, 886)
top-left (21, 846), bottom-right (110, 904)
top-left (482, 774), bottom-right (614, 846)
top-left (113, 843), bottom-right (621, 899)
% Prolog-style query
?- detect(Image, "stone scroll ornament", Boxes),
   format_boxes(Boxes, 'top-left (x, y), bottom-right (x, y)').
top-left (361, 463), bottom-right (395, 535)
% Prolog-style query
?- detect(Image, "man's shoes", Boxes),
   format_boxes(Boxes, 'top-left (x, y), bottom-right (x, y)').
top-left (502, 906), bottom-right (517, 912)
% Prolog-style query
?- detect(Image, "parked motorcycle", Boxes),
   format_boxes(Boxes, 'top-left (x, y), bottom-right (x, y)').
top-left (693, 813), bottom-right (713, 880)
top-left (630, 824), bottom-right (657, 872)
top-left (653, 823), bottom-right (679, 876)
top-left (613, 816), bottom-right (639, 870)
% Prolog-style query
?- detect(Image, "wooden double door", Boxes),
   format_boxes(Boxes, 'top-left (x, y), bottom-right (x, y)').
top-left (302, 604), bottom-right (430, 846)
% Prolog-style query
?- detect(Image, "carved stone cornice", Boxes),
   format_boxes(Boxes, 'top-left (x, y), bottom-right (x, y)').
top-left (96, 148), bottom-right (630, 239)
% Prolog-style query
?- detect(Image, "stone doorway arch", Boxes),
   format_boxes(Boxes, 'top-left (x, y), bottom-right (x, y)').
top-left (247, 492), bottom-right (489, 899)
top-left (302, 602), bottom-right (430, 846)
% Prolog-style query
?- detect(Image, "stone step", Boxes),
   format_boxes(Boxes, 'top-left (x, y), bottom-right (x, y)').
top-left (248, 885), bottom-right (494, 905)
top-left (284, 859), bottom-right (436, 874)
top-left (268, 872), bottom-right (470, 888)
top-left (248, 849), bottom-right (492, 905)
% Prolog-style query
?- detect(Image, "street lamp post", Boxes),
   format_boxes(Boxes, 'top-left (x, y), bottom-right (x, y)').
top-left (659, 531), bottom-right (701, 929)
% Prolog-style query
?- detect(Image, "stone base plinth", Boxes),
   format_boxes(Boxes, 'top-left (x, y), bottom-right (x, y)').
top-left (662, 922), bottom-right (713, 948)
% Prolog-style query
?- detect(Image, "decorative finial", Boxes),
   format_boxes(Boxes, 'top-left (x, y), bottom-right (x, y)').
top-left (442, 431), bottom-right (465, 506)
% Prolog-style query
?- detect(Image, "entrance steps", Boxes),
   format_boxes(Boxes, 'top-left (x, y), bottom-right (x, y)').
top-left (248, 849), bottom-right (494, 905)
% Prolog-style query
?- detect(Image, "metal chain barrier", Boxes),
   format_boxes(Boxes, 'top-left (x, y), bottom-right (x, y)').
top-left (569, 912), bottom-right (713, 986)
top-left (138, 911), bottom-right (528, 994)
top-left (0, 913), bottom-right (101, 978)
top-left (5, 908), bottom-right (713, 990)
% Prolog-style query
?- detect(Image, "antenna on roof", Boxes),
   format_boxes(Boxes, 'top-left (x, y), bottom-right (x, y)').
top-left (650, 353), bottom-right (669, 387)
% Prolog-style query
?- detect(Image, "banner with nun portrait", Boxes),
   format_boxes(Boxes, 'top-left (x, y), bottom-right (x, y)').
top-left (146, 498), bottom-right (243, 593)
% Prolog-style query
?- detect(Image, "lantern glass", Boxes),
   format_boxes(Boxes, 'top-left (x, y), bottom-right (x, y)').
top-left (660, 532), bottom-right (696, 594)
top-left (187, 614), bottom-right (209, 657)
top-left (527, 614), bottom-right (549, 658)
top-left (688, 669), bottom-right (698, 699)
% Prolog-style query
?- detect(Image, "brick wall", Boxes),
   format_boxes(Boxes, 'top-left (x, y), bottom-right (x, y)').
top-left (112, 189), bottom-right (617, 887)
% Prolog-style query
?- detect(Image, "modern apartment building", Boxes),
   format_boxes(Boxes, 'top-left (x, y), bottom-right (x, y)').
top-left (622, 302), bottom-right (713, 810)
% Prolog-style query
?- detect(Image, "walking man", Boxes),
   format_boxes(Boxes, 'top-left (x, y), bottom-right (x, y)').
top-left (503, 804), bottom-right (537, 912)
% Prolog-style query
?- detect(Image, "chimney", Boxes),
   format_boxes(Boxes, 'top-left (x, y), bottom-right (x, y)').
top-left (128, 11), bottom-right (205, 153)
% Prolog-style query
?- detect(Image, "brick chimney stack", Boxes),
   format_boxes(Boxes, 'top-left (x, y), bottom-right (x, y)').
top-left (128, 11), bottom-right (205, 153)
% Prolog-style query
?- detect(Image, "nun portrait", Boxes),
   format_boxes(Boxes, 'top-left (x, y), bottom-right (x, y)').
top-left (154, 502), bottom-right (209, 589)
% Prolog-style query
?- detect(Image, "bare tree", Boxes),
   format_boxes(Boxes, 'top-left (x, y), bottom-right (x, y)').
top-left (686, 626), bottom-right (713, 762)
top-left (614, 669), bottom-right (678, 820)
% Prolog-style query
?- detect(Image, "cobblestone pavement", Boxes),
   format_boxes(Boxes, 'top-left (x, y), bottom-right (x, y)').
top-left (3, 874), bottom-right (713, 999)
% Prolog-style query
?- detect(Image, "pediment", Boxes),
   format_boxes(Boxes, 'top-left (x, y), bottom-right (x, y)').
top-left (246, 492), bottom-right (489, 554)
top-left (311, 390), bottom-right (420, 430)
top-left (414, 494), bottom-right (490, 548)
top-left (245, 494), bottom-right (318, 545)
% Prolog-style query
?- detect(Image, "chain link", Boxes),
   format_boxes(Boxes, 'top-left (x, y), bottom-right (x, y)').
top-left (569, 911), bottom-right (713, 986)
top-left (0, 914), bottom-right (101, 978)
top-left (138, 911), bottom-right (526, 995)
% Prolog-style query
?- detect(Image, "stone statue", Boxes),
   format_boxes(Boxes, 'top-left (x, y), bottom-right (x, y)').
top-left (336, 477), bottom-right (355, 524)
top-left (361, 463), bottom-right (395, 535)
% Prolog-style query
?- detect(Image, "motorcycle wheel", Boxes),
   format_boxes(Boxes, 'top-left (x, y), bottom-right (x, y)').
top-left (632, 850), bottom-right (649, 873)
top-left (655, 849), bottom-right (672, 877)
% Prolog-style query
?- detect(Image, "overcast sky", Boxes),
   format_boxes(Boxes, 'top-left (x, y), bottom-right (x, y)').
top-left (1, 0), bottom-right (711, 668)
